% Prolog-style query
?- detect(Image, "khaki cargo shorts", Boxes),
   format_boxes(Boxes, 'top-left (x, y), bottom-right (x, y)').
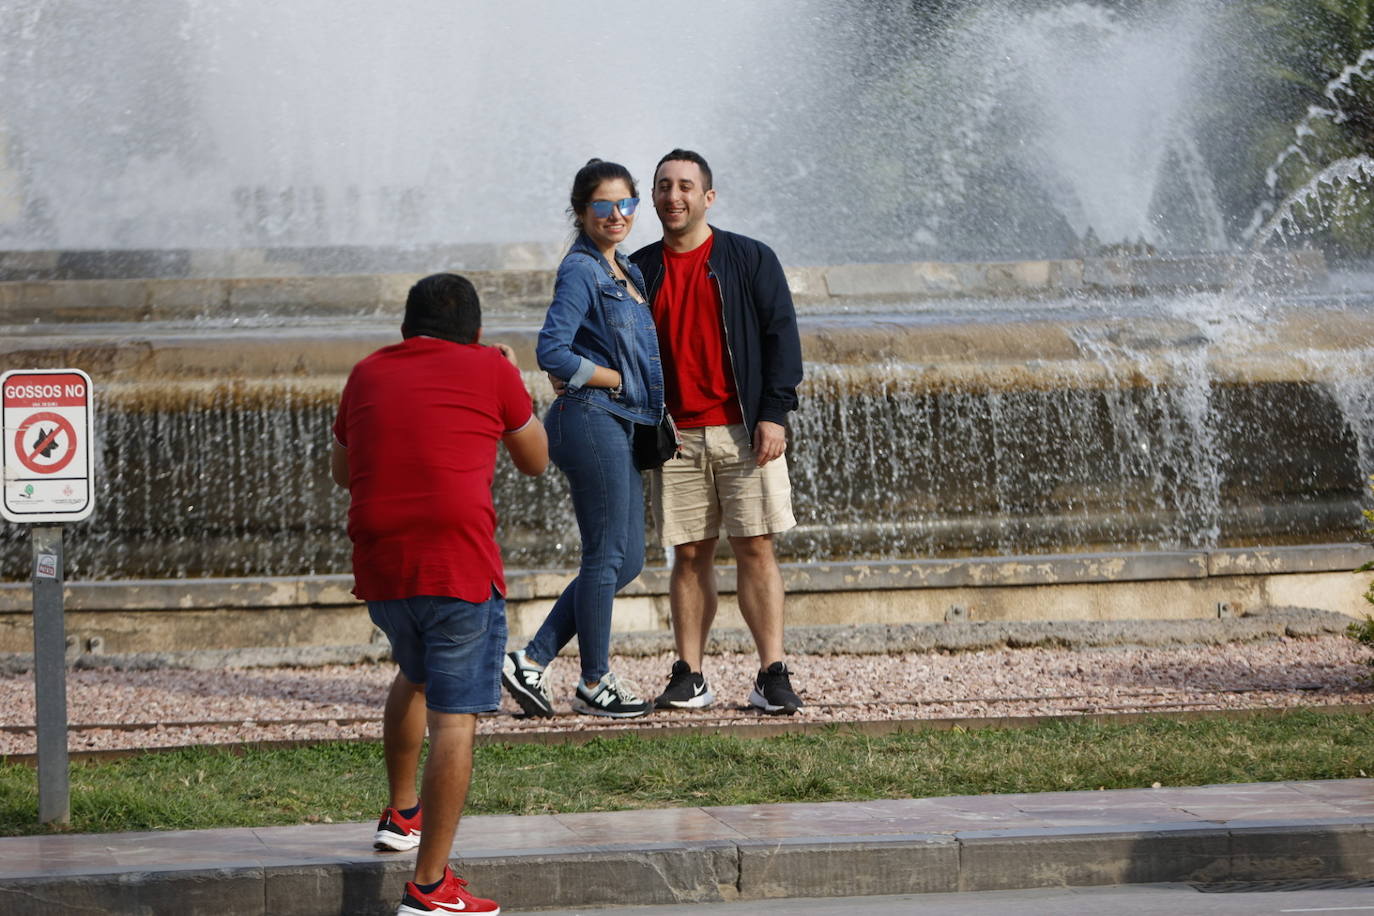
top-left (650, 423), bottom-right (796, 547)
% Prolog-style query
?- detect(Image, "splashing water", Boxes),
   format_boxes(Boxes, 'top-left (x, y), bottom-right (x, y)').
top-left (1250, 156), bottom-right (1374, 250)
top-left (984, 3), bottom-right (1228, 250)
top-left (0, 0), bottom-right (1238, 261)
top-left (1244, 48), bottom-right (1374, 246)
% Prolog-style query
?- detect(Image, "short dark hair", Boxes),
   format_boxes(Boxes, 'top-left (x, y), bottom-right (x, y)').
top-left (403, 273), bottom-right (481, 344)
top-left (654, 149), bottom-right (713, 191)
top-left (569, 158), bottom-right (637, 229)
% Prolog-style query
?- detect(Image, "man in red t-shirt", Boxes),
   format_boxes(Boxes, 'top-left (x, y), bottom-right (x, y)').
top-left (631, 150), bottom-right (805, 717)
top-left (331, 273), bottom-right (546, 915)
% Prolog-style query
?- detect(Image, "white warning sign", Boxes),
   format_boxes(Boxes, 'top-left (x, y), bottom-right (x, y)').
top-left (2, 369), bottom-right (96, 523)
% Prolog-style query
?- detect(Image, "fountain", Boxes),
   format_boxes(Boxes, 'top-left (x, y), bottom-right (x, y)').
top-left (1, 1), bottom-right (1372, 649)
top-left (1, 1), bottom-right (1256, 265)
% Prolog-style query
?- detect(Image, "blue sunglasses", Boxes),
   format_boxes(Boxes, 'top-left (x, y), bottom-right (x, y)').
top-left (587, 197), bottom-right (639, 219)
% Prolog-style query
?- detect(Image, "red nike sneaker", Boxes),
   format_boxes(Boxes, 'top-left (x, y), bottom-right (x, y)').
top-left (396, 866), bottom-right (500, 914)
top-left (373, 803), bottom-right (422, 852)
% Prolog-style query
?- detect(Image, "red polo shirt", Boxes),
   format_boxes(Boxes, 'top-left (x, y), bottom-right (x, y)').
top-left (332, 336), bottom-right (533, 602)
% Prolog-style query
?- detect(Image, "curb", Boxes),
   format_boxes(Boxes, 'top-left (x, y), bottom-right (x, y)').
top-left (0, 820), bottom-right (1369, 914)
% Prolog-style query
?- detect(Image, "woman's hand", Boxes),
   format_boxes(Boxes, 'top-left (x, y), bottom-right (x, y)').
top-left (585, 365), bottom-right (623, 390)
top-left (546, 367), bottom-right (618, 396)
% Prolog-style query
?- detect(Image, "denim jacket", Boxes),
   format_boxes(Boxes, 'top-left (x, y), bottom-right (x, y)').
top-left (536, 233), bottom-right (664, 425)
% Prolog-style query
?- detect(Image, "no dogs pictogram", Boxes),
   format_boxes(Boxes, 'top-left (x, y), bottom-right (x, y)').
top-left (2, 368), bottom-right (96, 524)
top-left (15, 412), bottom-right (77, 474)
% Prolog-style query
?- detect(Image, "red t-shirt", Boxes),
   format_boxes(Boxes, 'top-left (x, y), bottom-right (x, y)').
top-left (653, 232), bottom-right (744, 428)
top-left (332, 336), bottom-right (533, 602)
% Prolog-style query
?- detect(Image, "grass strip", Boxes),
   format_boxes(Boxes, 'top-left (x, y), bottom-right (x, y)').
top-left (0, 708), bottom-right (1370, 837)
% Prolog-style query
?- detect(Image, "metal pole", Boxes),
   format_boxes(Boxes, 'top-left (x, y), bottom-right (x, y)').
top-left (31, 524), bottom-right (69, 825)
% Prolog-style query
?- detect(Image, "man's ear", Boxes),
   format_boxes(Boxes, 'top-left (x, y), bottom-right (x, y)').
top-left (474, 327), bottom-right (483, 344)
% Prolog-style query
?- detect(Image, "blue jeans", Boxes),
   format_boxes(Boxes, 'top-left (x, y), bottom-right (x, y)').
top-left (525, 398), bottom-right (644, 684)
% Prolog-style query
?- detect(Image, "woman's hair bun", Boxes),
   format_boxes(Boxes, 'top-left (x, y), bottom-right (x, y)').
top-left (584, 157), bottom-right (603, 167)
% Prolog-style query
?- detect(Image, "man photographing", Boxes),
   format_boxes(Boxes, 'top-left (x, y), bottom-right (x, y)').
top-left (332, 273), bottom-right (547, 915)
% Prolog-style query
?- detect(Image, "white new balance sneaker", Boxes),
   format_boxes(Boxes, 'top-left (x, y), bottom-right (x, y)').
top-left (502, 649), bottom-right (554, 717)
top-left (572, 671), bottom-right (651, 718)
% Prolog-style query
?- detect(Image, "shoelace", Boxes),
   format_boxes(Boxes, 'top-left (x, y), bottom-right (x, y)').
top-left (761, 668), bottom-right (793, 689)
top-left (601, 671), bottom-right (643, 702)
top-left (520, 655), bottom-right (550, 694)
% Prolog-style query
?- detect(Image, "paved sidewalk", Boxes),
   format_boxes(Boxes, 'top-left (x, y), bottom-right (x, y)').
top-left (0, 779), bottom-right (1370, 915)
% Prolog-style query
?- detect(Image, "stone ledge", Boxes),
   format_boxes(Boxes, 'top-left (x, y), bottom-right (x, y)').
top-left (467, 842), bottom-right (741, 909)
top-left (736, 834), bottom-right (958, 897)
top-left (778, 551), bottom-right (1210, 592)
top-left (0, 820), bottom-right (1369, 915)
top-left (0, 867), bottom-right (268, 916)
top-left (0, 575), bottom-right (358, 612)
top-left (956, 826), bottom-right (1233, 891)
top-left (0, 606), bottom-right (1354, 672)
top-left (0, 242), bottom-right (566, 282)
top-left (1208, 544), bottom-right (1374, 576)
top-left (3, 545), bottom-right (1366, 613)
top-left (0, 251), bottom-right (1328, 323)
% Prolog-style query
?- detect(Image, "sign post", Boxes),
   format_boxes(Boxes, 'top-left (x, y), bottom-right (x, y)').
top-left (2, 368), bottom-right (96, 826)
top-left (29, 525), bottom-right (68, 824)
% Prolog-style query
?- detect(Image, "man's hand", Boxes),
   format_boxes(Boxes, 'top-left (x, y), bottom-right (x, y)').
top-left (492, 343), bottom-right (518, 366)
top-left (546, 372), bottom-right (568, 396)
top-left (754, 420), bottom-right (786, 466)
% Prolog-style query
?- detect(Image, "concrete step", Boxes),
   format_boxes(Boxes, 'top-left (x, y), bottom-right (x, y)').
top-left (0, 779), bottom-right (1369, 914)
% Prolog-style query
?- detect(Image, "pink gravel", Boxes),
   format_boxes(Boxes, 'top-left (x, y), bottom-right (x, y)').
top-left (0, 635), bottom-right (1370, 756)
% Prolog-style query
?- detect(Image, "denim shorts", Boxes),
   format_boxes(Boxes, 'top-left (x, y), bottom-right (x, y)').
top-left (367, 590), bottom-right (507, 714)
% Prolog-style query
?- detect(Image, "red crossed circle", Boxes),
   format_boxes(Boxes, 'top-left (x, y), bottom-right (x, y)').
top-left (14, 411), bottom-right (77, 474)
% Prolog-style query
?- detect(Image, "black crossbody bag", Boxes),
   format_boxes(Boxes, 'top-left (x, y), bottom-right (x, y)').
top-left (633, 411), bottom-right (680, 471)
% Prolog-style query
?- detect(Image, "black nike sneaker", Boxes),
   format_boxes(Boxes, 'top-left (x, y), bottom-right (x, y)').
top-left (748, 661), bottom-right (803, 715)
top-left (653, 659), bottom-right (716, 709)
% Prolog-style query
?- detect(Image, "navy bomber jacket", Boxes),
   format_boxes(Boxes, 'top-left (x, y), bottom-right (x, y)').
top-left (631, 227), bottom-right (803, 441)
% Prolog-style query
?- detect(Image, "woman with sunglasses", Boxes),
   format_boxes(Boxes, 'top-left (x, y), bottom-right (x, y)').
top-left (501, 158), bottom-right (663, 719)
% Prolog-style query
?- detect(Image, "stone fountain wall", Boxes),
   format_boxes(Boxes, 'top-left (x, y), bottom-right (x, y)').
top-left (68, 369), bottom-right (1357, 583)
top-left (2, 256), bottom-right (1370, 582)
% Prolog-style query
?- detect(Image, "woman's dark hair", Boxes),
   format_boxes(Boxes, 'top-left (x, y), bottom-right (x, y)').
top-left (569, 158), bottom-right (637, 229)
